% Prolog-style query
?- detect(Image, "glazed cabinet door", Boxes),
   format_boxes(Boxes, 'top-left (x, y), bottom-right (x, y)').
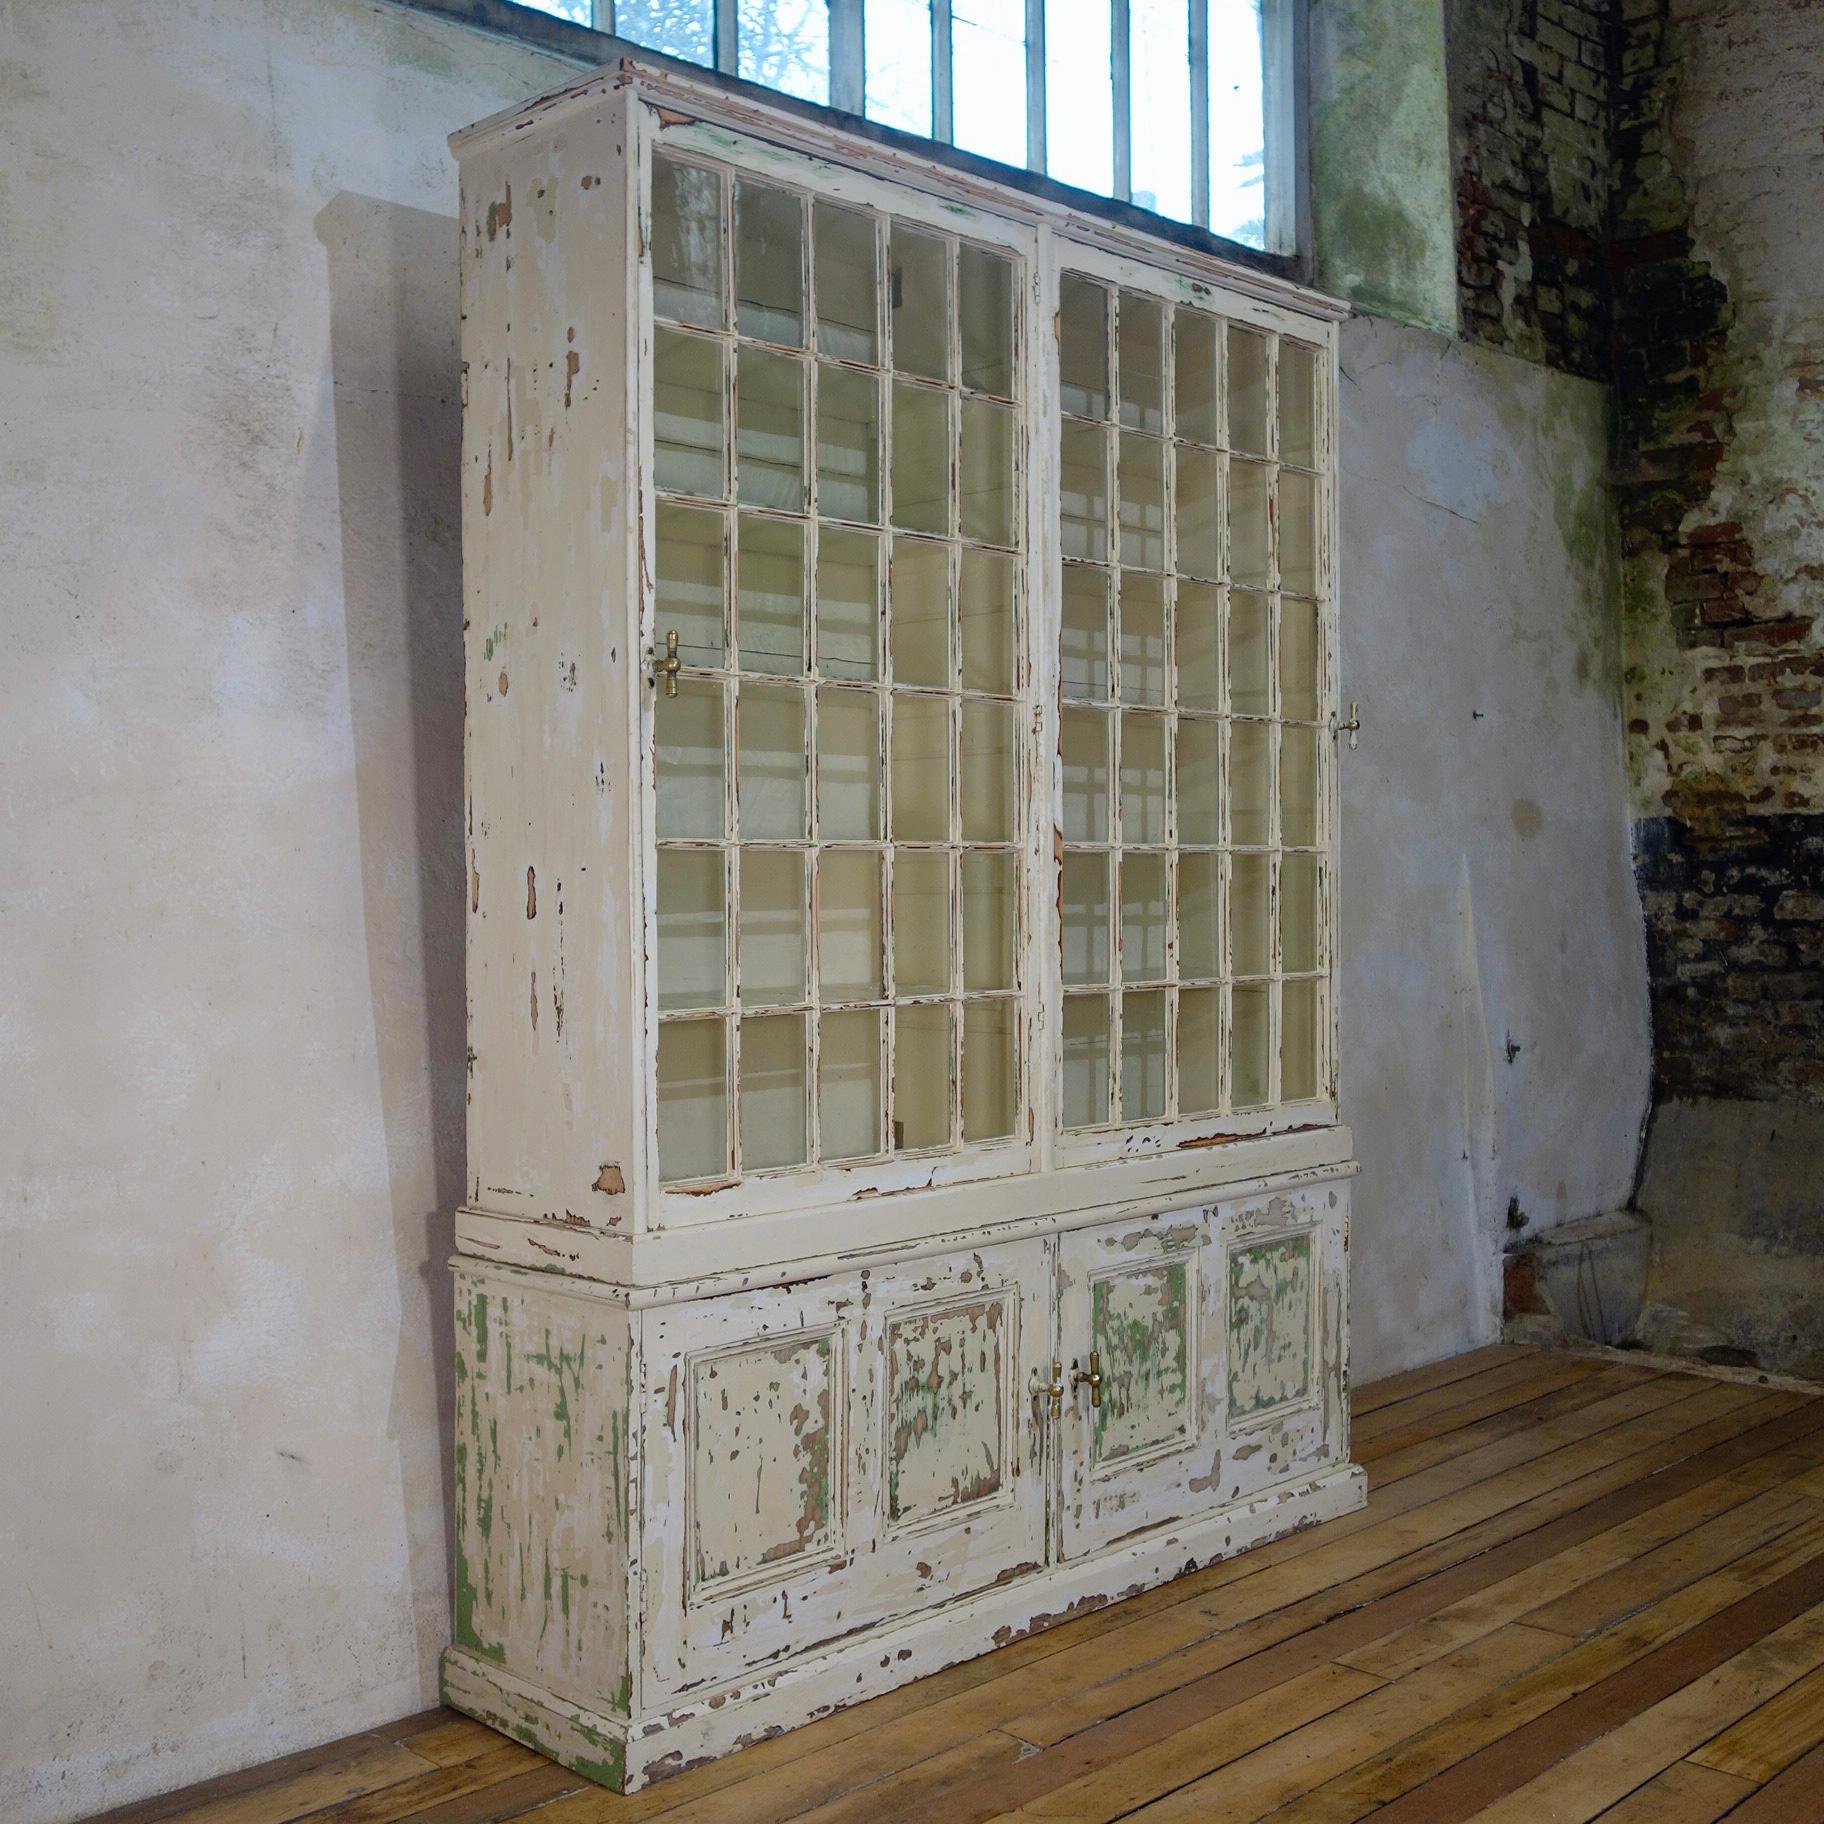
top-left (1056, 1179), bottom-right (1349, 1560)
top-left (638, 1238), bottom-right (1049, 1700)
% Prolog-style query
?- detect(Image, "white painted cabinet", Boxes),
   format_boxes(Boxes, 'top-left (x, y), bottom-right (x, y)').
top-left (443, 56), bottom-right (1362, 1792)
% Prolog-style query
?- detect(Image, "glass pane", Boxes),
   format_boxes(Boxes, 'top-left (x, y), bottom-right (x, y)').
top-left (658, 848), bottom-right (725, 1011)
top-left (1062, 851), bottom-right (1111, 986)
top-left (656, 502), bottom-right (725, 669)
top-left (1117, 570), bottom-right (1167, 705)
top-left (893, 1003), bottom-right (953, 1150)
top-left (1062, 993), bottom-right (1111, 1129)
top-left (619, 0), bottom-right (712, 65)
top-left (1229, 589), bottom-right (1270, 716)
top-left (1175, 445), bottom-right (1220, 581)
top-left (962, 849), bottom-right (1015, 993)
top-left (737, 683), bottom-right (806, 839)
top-left (960, 397), bottom-right (1015, 546)
top-left (820, 1007), bottom-right (883, 1161)
top-left (1176, 716), bottom-right (1221, 845)
top-left (890, 225), bottom-right (949, 382)
top-left (890, 535), bottom-right (950, 686)
top-left (1118, 433), bottom-right (1166, 570)
top-left (962, 699), bottom-right (1015, 842)
top-left (1180, 850), bottom-right (1221, 983)
top-left (1281, 852), bottom-right (1320, 974)
top-left (1176, 579), bottom-right (1220, 712)
top-left (816, 527), bottom-right (879, 680)
top-left (817, 364), bottom-right (881, 523)
top-left (739, 849), bottom-right (808, 1006)
top-left (1228, 326), bottom-right (1270, 455)
top-left (1279, 468), bottom-right (1318, 596)
top-left (1062, 563), bottom-right (1111, 700)
top-left (815, 201), bottom-right (879, 363)
top-left (817, 686), bottom-right (882, 839)
top-left (819, 848), bottom-right (884, 999)
top-left (1119, 711), bottom-right (1167, 844)
top-left (1046, 0), bottom-right (1113, 196)
top-left (734, 179), bottom-right (804, 344)
top-left (657, 677), bottom-right (725, 840)
top-left (1280, 598), bottom-right (1320, 723)
top-left (1233, 982), bottom-right (1270, 1107)
top-left (1131, 0), bottom-right (1192, 222)
top-left (891, 692), bottom-right (951, 840)
top-left (893, 848), bottom-right (950, 995)
top-left (1060, 707), bottom-right (1110, 843)
top-left (737, 347), bottom-right (806, 511)
top-left (866, 0), bottom-right (933, 134)
top-left (1231, 851), bottom-right (1270, 977)
top-left (891, 382), bottom-right (950, 535)
top-left (1229, 459), bottom-right (1271, 587)
top-left (1121, 989), bottom-right (1168, 1121)
top-left (651, 155), bottom-right (721, 329)
top-left (1280, 341), bottom-right (1318, 468)
top-left (1231, 719), bottom-right (1271, 846)
top-left (961, 547), bottom-right (1016, 695)
top-left (654, 328), bottom-right (725, 498)
top-left (1117, 293), bottom-right (1165, 433)
top-left (739, 1013), bottom-right (808, 1170)
top-left (952, 0), bottom-right (1027, 167)
top-left (737, 0), bottom-right (829, 102)
top-left (1120, 853), bottom-right (1168, 984)
top-left (658, 1018), bottom-right (728, 1181)
top-left (960, 245), bottom-right (1015, 397)
top-left (962, 1001), bottom-right (1017, 1143)
top-left (736, 514), bottom-right (805, 675)
top-left (1281, 979), bottom-right (1319, 1101)
top-left (1059, 276), bottom-right (1110, 420)
top-left (1178, 986), bottom-right (1221, 1115)
top-left (1209, 0), bottom-right (1267, 246)
top-left (1281, 725), bottom-right (1319, 848)
top-left (1060, 421), bottom-right (1110, 562)
top-left (1174, 311), bottom-right (1220, 445)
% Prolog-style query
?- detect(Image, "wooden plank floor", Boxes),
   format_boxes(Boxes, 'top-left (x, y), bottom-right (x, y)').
top-left (85, 1345), bottom-right (1824, 1824)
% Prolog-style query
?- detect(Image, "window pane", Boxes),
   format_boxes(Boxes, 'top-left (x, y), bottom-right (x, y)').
top-left (1062, 993), bottom-right (1112, 1128)
top-left (1179, 851), bottom-right (1220, 980)
top-left (1229, 589), bottom-right (1270, 716)
top-left (1175, 579), bottom-right (1219, 711)
top-left (1061, 421), bottom-right (1110, 562)
top-left (817, 364), bottom-right (881, 523)
top-left (1233, 981), bottom-right (1270, 1107)
top-left (961, 547), bottom-right (1016, 694)
top-left (1120, 853), bottom-right (1169, 983)
top-left (1119, 710), bottom-right (1168, 844)
top-left (1062, 563), bottom-right (1111, 700)
top-left (1280, 724), bottom-right (1318, 848)
top-left (894, 1003), bottom-right (954, 1149)
top-left (1230, 717), bottom-right (1271, 846)
top-left (1281, 980), bottom-right (1319, 1101)
top-left (961, 396), bottom-right (1015, 546)
top-left (1175, 311), bottom-right (1221, 445)
top-left (890, 225), bottom-right (950, 382)
top-left (893, 848), bottom-right (950, 994)
top-left (658, 1019), bottom-right (729, 1181)
top-left (815, 201), bottom-right (879, 364)
top-left (866, 0), bottom-right (933, 134)
top-left (739, 1013), bottom-right (808, 1169)
top-left (654, 328), bottom-right (725, 498)
top-left (1176, 716), bottom-right (1221, 845)
top-left (657, 678), bottom-right (725, 840)
top-left (1131, 0), bottom-right (1193, 222)
top-left (737, 0), bottom-right (829, 104)
top-left (1061, 707), bottom-right (1110, 843)
top-left (1178, 987), bottom-right (1222, 1115)
top-left (962, 850), bottom-right (1015, 992)
top-left (1209, 0), bottom-right (1267, 247)
top-left (817, 686), bottom-right (882, 838)
top-left (1046, 0), bottom-right (1113, 196)
top-left (738, 682), bottom-right (807, 837)
top-left (1118, 433), bottom-right (1166, 570)
top-left (1230, 850), bottom-right (1270, 976)
top-left (658, 848), bottom-right (725, 1011)
top-left (656, 503), bottom-right (726, 669)
top-left (1175, 445), bottom-right (1220, 580)
top-left (817, 527), bottom-right (880, 680)
top-left (1279, 468), bottom-right (1318, 596)
top-left (736, 513), bottom-right (805, 675)
top-left (891, 692), bottom-right (951, 840)
top-left (1281, 852), bottom-right (1320, 973)
top-left (961, 699), bottom-right (1015, 842)
top-left (1228, 459), bottom-right (1271, 587)
top-left (1118, 570), bottom-right (1168, 705)
top-left (737, 347), bottom-right (806, 510)
top-left (1062, 852), bottom-right (1111, 986)
top-left (952, 1), bottom-right (1026, 168)
top-left (651, 155), bottom-right (722, 329)
top-left (734, 179), bottom-right (804, 345)
top-left (619, 0), bottom-right (712, 66)
top-left (739, 849), bottom-right (808, 1005)
top-left (1280, 342), bottom-right (1318, 468)
top-left (1228, 327), bottom-right (1270, 455)
top-left (890, 535), bottom-right (951, 686)
top-left (963, 1001), bottom-right (1017, 1142)
top-left (1280, 597), bottom-right (1320, 722)
top-left (820, 849), bottom-right (885, 999)
top-left (1059, 276), bottom-right (1111, 419)
top-left (891, 382), bottom-right (951, 534)
top-left (1117, 293), bottom-right (1165, 433)
top-left (1121, 989), bottom-right (1168, 1120)
top-left (960, 245), bottom-right (1015, 397)
top-left (820, 1008), bottom-right (883, 1160)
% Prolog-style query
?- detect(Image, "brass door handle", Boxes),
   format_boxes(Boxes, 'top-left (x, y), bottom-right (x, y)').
top-left (652, 628), bottom-right (682, 697)
top-left (1034, 1360), bottom-right (1065, 1418)
top-left (1072, 1351), bottom-right (1103, 1409)
top-left (1332, 699), bottom-right (1361, 749)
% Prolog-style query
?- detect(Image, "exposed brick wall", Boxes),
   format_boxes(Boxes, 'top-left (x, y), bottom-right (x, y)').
top-left (1447, 0), bottom-right (1612, 377)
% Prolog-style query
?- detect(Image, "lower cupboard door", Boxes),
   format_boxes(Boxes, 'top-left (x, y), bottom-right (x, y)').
top-left (638, 1238), bottom-right (1050, 1700)
top-left (1056, 1182), bottom-right (1348, 1560)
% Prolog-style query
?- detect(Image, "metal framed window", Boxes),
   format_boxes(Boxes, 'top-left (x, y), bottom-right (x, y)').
top-left (423, 0), bottom-right (1298, 254)
top-left (646, 147), bottom-right (1029, 1186)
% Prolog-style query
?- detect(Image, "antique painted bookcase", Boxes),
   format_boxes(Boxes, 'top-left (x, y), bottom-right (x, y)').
top-left (445, 52), bottom-right (1362, 1791)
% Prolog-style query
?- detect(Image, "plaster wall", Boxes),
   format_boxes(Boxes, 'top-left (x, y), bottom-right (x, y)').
top-left (0, 1), bottom-right (1646, 1817)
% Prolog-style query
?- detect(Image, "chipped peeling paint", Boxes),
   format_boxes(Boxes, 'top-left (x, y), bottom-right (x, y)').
top-left (1229, 1231), bottom-right (1316, 1417)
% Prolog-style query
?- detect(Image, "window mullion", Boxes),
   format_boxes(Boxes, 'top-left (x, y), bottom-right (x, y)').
top-left (1025, 0), bottom-right (1047, 174)
top-left (1189, 0), bottom-right (1211, 229)
top-left (830, 0), bottom-right (865, 115)
top-left (714, 0), bottom-right (737, 76)
top-left (932, 0), bottom-right (955, 144)
top-left (1110, 0), bottom-right (1132, 202)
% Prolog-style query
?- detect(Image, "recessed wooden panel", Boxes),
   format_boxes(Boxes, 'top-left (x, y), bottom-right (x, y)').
top-left (1090, 1258), bottom-right (1194, 1468)
top-left (690, 1329), bottom-right (839, 1594)
top-left (885, 1294), bottom-right (1010, 1525)
top-left (1228, 1231), bottom-right (1315, 1419)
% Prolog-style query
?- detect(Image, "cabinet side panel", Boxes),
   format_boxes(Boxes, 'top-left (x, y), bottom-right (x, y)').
top-left (460, 105), bottom-right (639, 1224)
top-left (452, 1266), bottom-right (632, 1714)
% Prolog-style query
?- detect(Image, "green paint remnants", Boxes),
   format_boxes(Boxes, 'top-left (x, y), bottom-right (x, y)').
top-left (1091, 1264), bottom-right (1190, 1465)
top-left (1229, 1234), bottom-right (1314, 1416)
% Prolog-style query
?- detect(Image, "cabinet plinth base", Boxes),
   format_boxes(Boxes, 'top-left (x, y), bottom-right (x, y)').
top-left (443, 1462), bottom-right (1366, 1795)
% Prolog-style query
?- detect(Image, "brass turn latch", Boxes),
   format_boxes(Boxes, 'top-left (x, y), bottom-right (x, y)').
top-left (1072, 1351), bottom-right (1103, 1409)
top-left (1034, 1360), bottom-right (1066, 1418)
top-left (1331, 699), bottom-right (1362, 750)
top-left (652, 628), bottom-right (682, 697)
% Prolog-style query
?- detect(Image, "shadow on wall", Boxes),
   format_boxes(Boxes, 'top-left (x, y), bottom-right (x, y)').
top-left (317, 192), bottom-right (466, 1652)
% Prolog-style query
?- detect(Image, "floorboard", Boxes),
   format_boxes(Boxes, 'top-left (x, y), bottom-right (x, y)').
top-left (76, 1347), bottom-right (1824, 1824)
